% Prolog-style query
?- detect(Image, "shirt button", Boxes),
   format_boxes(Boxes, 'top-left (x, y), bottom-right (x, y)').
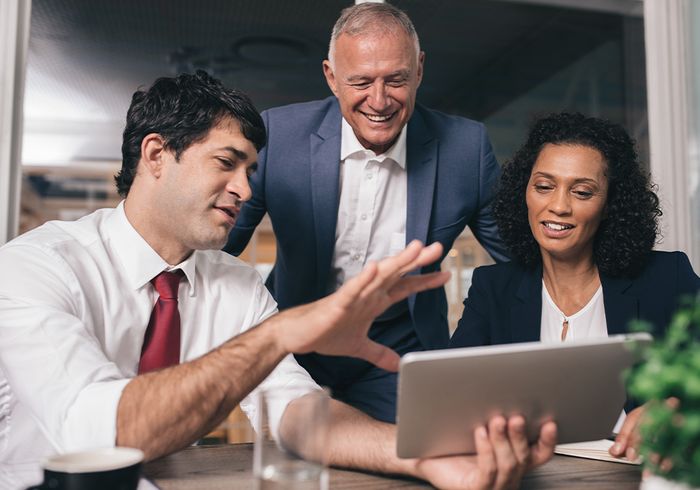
top-left (366, 173), bottom-right (373, 180)
top-left (353, 253), bottom-right (361, 261)
top-left (361, 214), bottom-right (367, 221)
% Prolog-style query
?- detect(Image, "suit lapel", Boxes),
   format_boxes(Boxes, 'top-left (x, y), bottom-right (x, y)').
top-left (601, 274), bottom-right (636, 335)
top-left (511, 265), bottom-right (543, 343)
top-left (310, 102), bottom-right (342, 295)
top-left (406, 109), bottom-right (438, 247)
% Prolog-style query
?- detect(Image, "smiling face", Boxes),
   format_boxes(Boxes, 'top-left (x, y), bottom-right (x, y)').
top-left (526, 143), bottom-right (609, 264)
top-left (323, 30), bottom-right (423, 155)
top-left (154, 118), bottom-right (258, 259)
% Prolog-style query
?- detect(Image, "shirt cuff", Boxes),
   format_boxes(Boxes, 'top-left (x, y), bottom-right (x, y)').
top-left (60, 378), bottom-right (131, 452)
top-left (240, 355), bottom-right (321, 443)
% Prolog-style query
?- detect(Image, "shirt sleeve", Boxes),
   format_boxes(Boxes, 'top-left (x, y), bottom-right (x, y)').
top-left (237, 276), bottom-right (321, 441)
top-left (0, 243), bottom-right (130, 452)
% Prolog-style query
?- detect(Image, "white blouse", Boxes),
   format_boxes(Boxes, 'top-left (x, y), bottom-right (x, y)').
top-left (540, 282), bottom-right (607, 343)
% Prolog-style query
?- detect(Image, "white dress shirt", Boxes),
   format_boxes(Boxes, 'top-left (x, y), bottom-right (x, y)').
top-left (0, 202), bottom-right (318, 488)
top-left (328, 118), bottom-right (408, 292)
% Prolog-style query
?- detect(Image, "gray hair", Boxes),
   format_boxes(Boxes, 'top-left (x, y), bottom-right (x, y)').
top-left (327, 2), bottom-right (421, 68)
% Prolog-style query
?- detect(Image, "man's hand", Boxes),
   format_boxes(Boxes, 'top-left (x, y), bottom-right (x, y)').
top-left (414, 416), bottom-right (557, 490)
top-left (609, 405), bottom-right (644, 460)
top-left (270, 240), bottom-right (450, 372)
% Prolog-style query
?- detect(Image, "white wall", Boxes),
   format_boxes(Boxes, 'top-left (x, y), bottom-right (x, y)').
top-left (689, 1), bottom-right (700, 270)
top-left (0, 0), bottom-right (31, 245)
top-left (644, 0), bottom-right (697, 268)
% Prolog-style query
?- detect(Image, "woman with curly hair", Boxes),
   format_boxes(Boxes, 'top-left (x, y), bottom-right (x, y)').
top-left (450, 112), bottom-right (699, 459)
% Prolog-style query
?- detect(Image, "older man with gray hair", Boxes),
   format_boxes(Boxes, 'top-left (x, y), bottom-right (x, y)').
top-left (226, 2), bottom-right (508, 423)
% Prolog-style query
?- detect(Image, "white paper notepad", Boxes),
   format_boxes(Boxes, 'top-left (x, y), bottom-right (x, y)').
top-left (555, 439), bottom-right (641, 465)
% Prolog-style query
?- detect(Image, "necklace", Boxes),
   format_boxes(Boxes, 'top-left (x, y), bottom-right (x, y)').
top-left (545, 287), bottom-right (571, 341)
top-left (561, 318), bottom-right (570, 341)
top-left (543, 272), bottom-right (601, 343)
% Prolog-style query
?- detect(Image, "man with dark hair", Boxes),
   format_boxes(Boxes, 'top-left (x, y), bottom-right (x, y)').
top-left (0, 71), bottom-right (554, 490)
top-left (116, 71), bottom-right (267, 197)
top-left (226, 2), bottom-right (509, 423)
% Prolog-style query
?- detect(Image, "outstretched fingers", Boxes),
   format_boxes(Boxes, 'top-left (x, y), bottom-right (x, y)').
top-left (372, 241), bottom-right (443, 288)
top-left (386, 271), bottom-right (451, 304)
top-left (333, 261), bottom-right (379, 309)
top-left (396, 241), bottom-right (445, 276)
top-left (363, 241), bottom-right (445, 297)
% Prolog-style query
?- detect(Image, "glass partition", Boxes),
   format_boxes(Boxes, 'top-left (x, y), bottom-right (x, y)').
top-left (20, 0), bottom-right (651, 331)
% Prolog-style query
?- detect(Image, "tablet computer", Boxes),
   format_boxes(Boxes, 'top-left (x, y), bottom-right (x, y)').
top-left (396, 333), bottom-right (651, 459)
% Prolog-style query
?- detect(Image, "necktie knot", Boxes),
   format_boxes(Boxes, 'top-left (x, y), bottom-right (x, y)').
top-left (152, 270), bottom-right (183, 300)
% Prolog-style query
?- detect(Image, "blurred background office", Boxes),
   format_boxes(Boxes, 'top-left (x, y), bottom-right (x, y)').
top-left (1, 0), bottom-right (698, 332)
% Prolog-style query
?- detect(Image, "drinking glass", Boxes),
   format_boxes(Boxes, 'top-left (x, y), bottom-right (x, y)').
top-left (254, 387), bottom-right (329, 490)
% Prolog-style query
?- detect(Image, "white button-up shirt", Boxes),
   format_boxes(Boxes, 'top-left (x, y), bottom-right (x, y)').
top-left (0, 202), bottom-right (318, 488)
top-left (329, 118), bottom-right (408, 292)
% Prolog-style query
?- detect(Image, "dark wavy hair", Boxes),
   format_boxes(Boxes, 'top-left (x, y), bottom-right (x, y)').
top-left (494, 112), bottom-right (661, 277)
top-left (115, 70), bottom-right (266, 197)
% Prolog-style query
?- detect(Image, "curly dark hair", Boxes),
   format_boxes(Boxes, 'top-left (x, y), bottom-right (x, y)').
top-left (494, 112), bottom-right (661, 277)
top-left (115, 70), bottom-right (266, 197)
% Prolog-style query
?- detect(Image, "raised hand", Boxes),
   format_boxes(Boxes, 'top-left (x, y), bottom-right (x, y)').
top-left (270, 240), bottom-right (450, 372)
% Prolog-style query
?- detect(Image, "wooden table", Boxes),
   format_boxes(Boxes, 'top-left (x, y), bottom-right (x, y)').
top-left (144, 443), bottom-right (642, 489)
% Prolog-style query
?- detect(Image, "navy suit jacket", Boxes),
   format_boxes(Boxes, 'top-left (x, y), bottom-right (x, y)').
top-left (226, 97), bottom-right (508, 350)
top-left (450, 251), bottom-right (700, 348)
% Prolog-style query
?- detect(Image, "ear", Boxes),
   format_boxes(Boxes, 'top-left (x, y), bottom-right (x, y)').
top-left (140, 133), bottom-right (167, 179)
top-left (416, 51), bottom-right (425, 86)
top-left (322, 60), bottom-right (339, 97)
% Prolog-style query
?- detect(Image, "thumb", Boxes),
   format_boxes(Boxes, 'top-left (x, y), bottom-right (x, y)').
top-left (354, 340), bottom-right (401, 372)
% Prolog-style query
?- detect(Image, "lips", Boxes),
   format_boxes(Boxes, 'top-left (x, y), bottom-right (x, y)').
top-left (215, 206), bottom-right (239, 225)
top-left (543, 221), bottom-right (574, 231)
top-left (541, 220), bottom-right (575, 238)
top-left (361, 111), bottom-right (396, 123)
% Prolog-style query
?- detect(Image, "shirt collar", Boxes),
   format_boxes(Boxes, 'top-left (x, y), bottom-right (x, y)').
top-left (340, 117), bottom-right (407, 169)
top-left (103, 201), bottom-right (197, 296)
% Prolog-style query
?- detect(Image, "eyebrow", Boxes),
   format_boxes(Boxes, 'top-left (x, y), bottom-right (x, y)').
top-left (345, 70), bottom-right (411, 83)
top-left (531, 171), bottom-right (600, 185)
top-left (345, 75), bottom-right (372, 83)
top-left (385, 70), bottom-right (410, 79)
top-left (218, 146), bottom-right (250, 161)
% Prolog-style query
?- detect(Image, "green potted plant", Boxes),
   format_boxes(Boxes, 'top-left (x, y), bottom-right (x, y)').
top-left (627, 293), bottom-right (700, 489)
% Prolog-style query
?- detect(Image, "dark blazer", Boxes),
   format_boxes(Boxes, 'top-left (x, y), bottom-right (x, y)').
top-left (450, 251), bottom-right (700, 348)
top-left (226, 96), bottom-right (509, 350)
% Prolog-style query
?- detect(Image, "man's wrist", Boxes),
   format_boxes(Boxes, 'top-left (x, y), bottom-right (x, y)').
top-left (259, 313), bottom-right (292, 358)
top-left (394, 456), bottom-right (422, 480)
top-left (369, 424), bottom-right (423, 479)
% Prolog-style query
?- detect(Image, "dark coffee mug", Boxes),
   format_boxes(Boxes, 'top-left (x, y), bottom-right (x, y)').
top-left (26, 447), bottom-right (144, 490)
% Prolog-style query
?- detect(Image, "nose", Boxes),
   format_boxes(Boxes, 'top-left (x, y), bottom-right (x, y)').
top-left (548, 188), bottom-right (572, 216)
top-left (226, 169), bottom-right (252, 203)
top-left (368, 80), bottom-right (390, 111)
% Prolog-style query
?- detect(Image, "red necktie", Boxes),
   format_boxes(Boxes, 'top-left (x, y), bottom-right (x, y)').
top-left (138, 270), bottom-right (183, 374)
